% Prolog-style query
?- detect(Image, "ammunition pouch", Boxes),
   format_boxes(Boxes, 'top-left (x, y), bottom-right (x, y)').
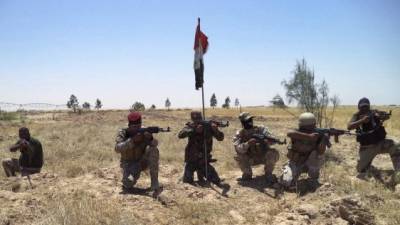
top-left (357, 126), bottom-right (386, 146)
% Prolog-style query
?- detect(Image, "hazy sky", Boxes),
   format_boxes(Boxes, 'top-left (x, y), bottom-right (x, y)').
top-left (1, 0), bottom-right (399, 109)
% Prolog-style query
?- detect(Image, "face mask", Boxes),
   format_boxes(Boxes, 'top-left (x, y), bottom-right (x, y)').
top-left (242, 120), bottom-right (253, 129)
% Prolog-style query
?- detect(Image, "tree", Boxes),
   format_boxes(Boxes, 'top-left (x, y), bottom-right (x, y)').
top-left (234, 98), bottom-right (240, 108)
top-left (210, 93), bottom-right (217, 109)
top-left (282, 58), bottom-right (340, 127)
top-left (222, 97), bottom-right (231, 109)
top-left (82, 102), bottom-right (91, 110)
top-left (150, 104), bottom-right (156, 110)
top-left (95, 99), bottom-right (102, 110)
top-left (131, 102), bottom-right (145, 111)
top-left (165, 98), bottom-right (171, 110)
top-left (67, 94), bottom-right (79, 113)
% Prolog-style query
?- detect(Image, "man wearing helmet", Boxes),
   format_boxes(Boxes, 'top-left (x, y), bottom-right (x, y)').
top-left (279, 112), bottom-right (328, 191)
top-left (178, 111), bottom-right (226, 187)
top-left (233, 112), bottom-right (280, 184)
top-left (348, 97), bottom-right (400, 182)
top-left (115, 112), bottom-right (160, 194)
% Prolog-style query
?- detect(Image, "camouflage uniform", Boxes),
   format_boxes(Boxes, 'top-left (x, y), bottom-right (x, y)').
top-left (2, 137), bottom-right (43, 177)
top-left (115, 128), bottom-right (159, 190)
top-left (178, 122), bottom-right (224, 185)
top-left (280, 136), bottom-right (324, 188)
top-left (233, 126), bottom-right (279, 179)
top-left (349, 112), bottom-right (400, 173)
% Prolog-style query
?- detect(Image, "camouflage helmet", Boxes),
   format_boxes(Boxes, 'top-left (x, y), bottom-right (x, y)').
top-left (238, 112), bottom-right (254, 122)
top-left (299, 112), bottom-right (316, 127)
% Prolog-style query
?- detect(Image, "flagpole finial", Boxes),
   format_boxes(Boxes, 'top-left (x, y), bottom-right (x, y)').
top-left (198, 17), bottom-right (200, 24)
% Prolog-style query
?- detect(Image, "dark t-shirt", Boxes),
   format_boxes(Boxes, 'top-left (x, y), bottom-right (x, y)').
top-left (17, 137), bottom-right (43, 168)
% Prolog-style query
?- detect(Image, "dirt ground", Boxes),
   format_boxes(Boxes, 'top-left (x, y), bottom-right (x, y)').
top-left (0, 107), bottom-right (399, 225)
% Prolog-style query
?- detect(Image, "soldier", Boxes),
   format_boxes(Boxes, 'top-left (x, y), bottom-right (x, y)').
top-left (178, 111), bottom-right (227, 188)
top-left (233, 112), bottom-right (280, 184)
top-left (279, 112), bottom-right (328, 191)
top-left (2, 127), bottom-right (43, 177)
top-left (347, 98), bottom-right (400, 182)
top-left (115, 112), bottom-right (160, 194)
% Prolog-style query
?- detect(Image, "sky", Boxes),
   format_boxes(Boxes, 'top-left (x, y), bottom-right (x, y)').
top-left (0, 0), bottom-right (399, 109)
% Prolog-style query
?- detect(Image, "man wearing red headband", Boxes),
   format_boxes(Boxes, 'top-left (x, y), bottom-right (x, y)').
top-left (115, 112), bottom-right (160, 194)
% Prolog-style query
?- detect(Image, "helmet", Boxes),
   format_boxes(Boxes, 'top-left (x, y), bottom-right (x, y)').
top-left (299, 112), bottom-right (316, 127)
top-left (238, 112), bottom-right (254, 122)
top-left (128, 112), bottom-right (142, 123)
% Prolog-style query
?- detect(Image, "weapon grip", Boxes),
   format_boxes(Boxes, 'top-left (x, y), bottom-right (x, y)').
top-left (334, 135), bottom-right (339, 143)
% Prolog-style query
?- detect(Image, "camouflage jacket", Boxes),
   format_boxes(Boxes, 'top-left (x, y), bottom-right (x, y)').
top-left (115, 128), bottom-right (158, 162)
top-left (233, 125), bottom-right (273, 155)
top-left (178, 122), bottom-right (224, 163)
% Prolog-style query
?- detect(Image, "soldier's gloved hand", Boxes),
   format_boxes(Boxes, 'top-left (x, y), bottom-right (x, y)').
top-left (310, 133), bottom-right (320, 141)
top-left (248, 138), bottom-right (257, 147)
top-left (132, 133), bottom-right (144, 143)
top-left (196, 124), bottom-right (204, 134)
top-left (143, 131), bottom-right (153, 141)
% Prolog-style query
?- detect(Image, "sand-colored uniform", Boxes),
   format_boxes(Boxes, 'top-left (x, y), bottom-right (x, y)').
top-left (178, 122), bottom-right (224, 184)
top-left (280, 132), bottom-right (324, 188)
top-left (2, 137), bottom-right (43, 177)
top-left (233, 126), bottom-right (279, 177)
top-left (115, 128), bottom-right (159, 190)
top-left (349, 112), bottom-right (400, 173)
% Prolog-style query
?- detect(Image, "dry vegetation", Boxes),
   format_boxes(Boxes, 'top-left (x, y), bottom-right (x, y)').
top-left (0, 106), bottom-right (399, 225)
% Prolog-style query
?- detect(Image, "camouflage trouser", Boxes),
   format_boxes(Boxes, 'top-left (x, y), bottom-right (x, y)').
top-left (183, 161), bottom-right (221, 185)
top-left (234, 148), bottom-right (279, 177)
top-left (2, 158), bottom-right (41, 177)
top-left (121, 146), bottom-right (159, 190)
top-left (357, 138), bottom-right (400, 173)
top-left (280, 151), bottom-right (323, 188)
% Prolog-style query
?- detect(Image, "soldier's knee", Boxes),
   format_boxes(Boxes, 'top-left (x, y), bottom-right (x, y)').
top-left (2, 158), bottom-right (11, 167)
top-left (266, 149), bottom-right (280, 163)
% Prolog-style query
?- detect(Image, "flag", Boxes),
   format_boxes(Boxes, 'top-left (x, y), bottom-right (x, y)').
top-left (193, 18), bottom-right (208, 90)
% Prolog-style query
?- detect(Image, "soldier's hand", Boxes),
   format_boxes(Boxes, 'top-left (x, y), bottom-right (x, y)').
top-left (143, 131), bottom-right (153, 140)
top-left (196, 124), bottom-right (204, 134)
top-left (361, 115), bottom-right (370, 124)
top-left (132, 133), bottom-right (144, 143)
top-left (248, 138), bottom-right (257, 146)
top-left (19, 139), bottom-right (29, 148)
top-left (211, 123), bottom-right (218, 131)
top-left (310, 133), bottom-right (320, 141)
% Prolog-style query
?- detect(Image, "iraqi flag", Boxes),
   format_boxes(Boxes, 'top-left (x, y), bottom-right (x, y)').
top-left (193, 18), bottom-right (208, 90)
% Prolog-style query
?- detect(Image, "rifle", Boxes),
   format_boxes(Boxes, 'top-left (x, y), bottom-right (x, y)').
top-left (314, 128), bottom-right (356, 148)
top-left (251, 133), bottom-right (287, 150)
top-left (129, 126), bottom-right (171, 137)
top-left (199, 120), bottom-right (229, 128)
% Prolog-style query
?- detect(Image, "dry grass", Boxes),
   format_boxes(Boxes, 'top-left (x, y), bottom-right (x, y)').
top-left (0, 106), bottom-right (399, 225)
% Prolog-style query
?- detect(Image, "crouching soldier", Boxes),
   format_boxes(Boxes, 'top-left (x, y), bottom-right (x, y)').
top-left (280, 113), bottom-right (328, 191)
top-left (233, 112), bottom-right (280, 185)
top-left (2, 127), bottom-right (43, 177)
top-left (348, 97), bottom-right (400, 183)
top-left (178, 111), bottom-right (227, 188)
top-left (115, 112), bottom-right (160, 194)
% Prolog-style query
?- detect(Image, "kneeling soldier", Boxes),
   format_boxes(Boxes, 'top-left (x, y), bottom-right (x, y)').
top-left (233, 112), bottom-right (280, 184)
top-left (2, 127), bottom-right (43, 177)
top-left (115, 112), bottom-right (160, 193)
top-left (280, 112), bottom-right (328, 191)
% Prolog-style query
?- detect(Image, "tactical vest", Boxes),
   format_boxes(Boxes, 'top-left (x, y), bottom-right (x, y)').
top-left (239, 126), bottom-right (268, 154)
top-left (287, 133), bottom-right (318, 163)
top-left (119, 129), bottom-right (148, 162)
top-left (355, 112), bottom-right (386, 146)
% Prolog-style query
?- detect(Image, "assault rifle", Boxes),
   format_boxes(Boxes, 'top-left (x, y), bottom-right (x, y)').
top-left (314, 128), bottom-right (356, 148)
top-left (199, 120), bottom-right (229, 128)
top-left (251, 133), bottom-right (287, 150)
top-left (129, 126), bottom-right (171, 137)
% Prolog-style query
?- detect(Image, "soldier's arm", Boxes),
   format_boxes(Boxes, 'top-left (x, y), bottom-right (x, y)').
top-left (347, 113), bottom-right (367, 130)
top-left (233, 131), bottom-right (249, 154)
top-left (287, 130), bottom-right (319, 142)
top-left (9, 140), bottom-right (22, 152)
top-left (212, 126), bottom-right (224, 141)
top-left (114, 130), bottom-right (134, 153)
top-left (178, 125), bottom-right (194, 139)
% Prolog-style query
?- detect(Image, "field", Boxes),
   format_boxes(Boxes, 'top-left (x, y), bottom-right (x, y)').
top-left (0, 106), bottom-right (399, 225)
